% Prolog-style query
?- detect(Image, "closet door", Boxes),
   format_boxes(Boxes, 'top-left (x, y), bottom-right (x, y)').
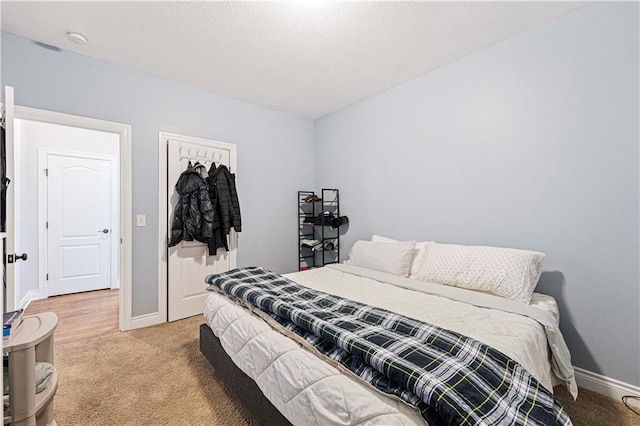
top-left (166, 135), bottom-right (237, 321)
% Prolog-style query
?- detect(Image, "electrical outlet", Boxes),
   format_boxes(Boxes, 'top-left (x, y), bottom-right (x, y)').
top-left (136, 214), bottom-right (146, 227)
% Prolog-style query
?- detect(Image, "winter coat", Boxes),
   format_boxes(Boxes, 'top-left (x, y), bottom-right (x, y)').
top-left (206, 163), bottom-right (242, 254)
top-left (168, 163), bottom-right (214, 246)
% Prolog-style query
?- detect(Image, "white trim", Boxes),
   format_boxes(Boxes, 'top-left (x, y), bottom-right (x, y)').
top-left (130, 312), bottom-right (162, 329)
top-left (17, 290), bottom-right (41, 311)
top-left (158, 134), bottom-right (168, 325)
top-left (13, 106), bottom-right (22, 310)
top-left (4, 87), bottom-right (16, 312)
top-left (37, 148), bottom-right (119, 297)
top-left (37, 150), bottom-right (46, 300)
top-left (120, 121), bottom-right (133, 331)
top-left (574, 367), bottom-right (640, 407)
top-left (15, 106), bottom-right (133, 331)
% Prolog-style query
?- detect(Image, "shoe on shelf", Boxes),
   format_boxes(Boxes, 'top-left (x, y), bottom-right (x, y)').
top-left (322, 241), bottom-right (335, 251)
top-left (310, 241), bottom-right (335, 252)
top-left (301, 239), bottom-right (321, 249)
top-left (303, 194), bottom-right (321, 203)
top-left (331, 215), bottom-right (349, 229)
top-left (313, 212), bottom-right (335, 225)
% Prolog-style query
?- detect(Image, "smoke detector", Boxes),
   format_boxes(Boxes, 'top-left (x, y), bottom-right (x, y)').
top-left (65, 31), bottom-right (88, 46)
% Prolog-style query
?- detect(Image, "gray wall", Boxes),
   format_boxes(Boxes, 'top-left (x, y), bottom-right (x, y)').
top-left (315, 3), bottom-right (639, 386)
top-left (2, 2), bottom-right (638, 386)
top-left (1, 32), bottom-right (315, 316)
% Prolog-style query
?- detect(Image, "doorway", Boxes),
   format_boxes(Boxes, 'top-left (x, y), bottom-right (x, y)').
top-left (9, 105), bottom-right (133, 332)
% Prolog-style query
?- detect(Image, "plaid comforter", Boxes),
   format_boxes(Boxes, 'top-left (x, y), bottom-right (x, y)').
top-left (206, 266), bottom-right (572, 426)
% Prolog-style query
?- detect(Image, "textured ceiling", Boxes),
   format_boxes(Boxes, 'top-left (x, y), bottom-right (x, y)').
top-left (1, 1), bottom-right (588, 119)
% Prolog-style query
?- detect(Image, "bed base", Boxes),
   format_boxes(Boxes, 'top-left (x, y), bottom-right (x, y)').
top-left (199, 324), bottom-right (293, 426)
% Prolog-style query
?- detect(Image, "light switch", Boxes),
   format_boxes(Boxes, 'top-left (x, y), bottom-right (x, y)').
top-left (136, 214), bottom-right (146, 227)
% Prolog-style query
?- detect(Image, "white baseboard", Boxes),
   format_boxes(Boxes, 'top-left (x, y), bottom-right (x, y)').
top-left (18, 290), bottom-right (41, 310)
top-left (111, 278), bottom-right (120, 290)
top-left (129, 312), bottom-right (163, 330)
top-left (574, 367), bottom-right (640, 407)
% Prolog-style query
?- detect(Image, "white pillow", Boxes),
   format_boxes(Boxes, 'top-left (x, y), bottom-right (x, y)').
top-left (371, 235), bottom-right (432, 278)
top-left (418, 243), bottom-right (545, 304)
top-left (348, 240), bottom-right (416, 277)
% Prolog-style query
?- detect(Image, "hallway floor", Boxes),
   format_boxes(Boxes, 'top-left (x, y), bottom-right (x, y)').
top-left (24, 289), bottom-right (119, 345)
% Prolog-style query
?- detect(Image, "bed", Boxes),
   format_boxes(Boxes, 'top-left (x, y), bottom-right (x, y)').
top-left (200, 256), bottom-right (577, 425)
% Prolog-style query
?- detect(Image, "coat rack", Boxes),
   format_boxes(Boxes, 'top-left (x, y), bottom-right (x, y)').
top-left (178, 144), bottom-right (229, 171)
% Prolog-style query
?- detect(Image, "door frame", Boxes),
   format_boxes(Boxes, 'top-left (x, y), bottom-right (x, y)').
top-left (14, 106), bottom-right (134, 331)
top-left (158, 132), bottom-right (237, 323)
top-left (38, 149), bottom-right (119, 297)
top-left (3, 87), bottom-right (16, 313)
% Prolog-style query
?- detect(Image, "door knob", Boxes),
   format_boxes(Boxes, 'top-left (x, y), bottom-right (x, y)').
top-left (6, 253), bottom-right (28, 263)
top-left (99, 229), bottom-right (110, 234)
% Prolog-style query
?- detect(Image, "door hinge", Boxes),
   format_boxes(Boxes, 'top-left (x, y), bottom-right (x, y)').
top-left (44, 168), bottom-right (48, 177)
top-left (45, 221), bottom-right (48, 229)
top-left (46, 273), bottom-right (49, 281)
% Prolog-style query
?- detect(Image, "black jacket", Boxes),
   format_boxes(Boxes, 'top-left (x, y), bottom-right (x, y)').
top-left (168, 163), bottom-right (214, 246)
top-left (207, 163), bottom-right (241, 254)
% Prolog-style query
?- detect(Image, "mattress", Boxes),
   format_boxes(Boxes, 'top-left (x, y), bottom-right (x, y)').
top-left (203, 265), bottom-right (570, 425)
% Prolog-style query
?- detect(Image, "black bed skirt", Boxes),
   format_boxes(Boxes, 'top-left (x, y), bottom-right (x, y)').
top-left (199, 324), bottom-right (293, 426)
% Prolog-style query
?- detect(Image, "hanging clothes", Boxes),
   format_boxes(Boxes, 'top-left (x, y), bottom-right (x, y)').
top-left (206, 162), bottom-right (242, 255)
top-left (168, 162), bottom-right (214, 247)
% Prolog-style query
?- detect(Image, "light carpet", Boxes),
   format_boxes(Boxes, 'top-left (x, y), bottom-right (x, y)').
top-left (54, 316), bottom-right (639, 425)
top-left (54, 316), bottom-right (251, 425)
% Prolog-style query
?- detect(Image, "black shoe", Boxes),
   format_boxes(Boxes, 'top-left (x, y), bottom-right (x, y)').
top-left (301, 239), bottom-right (321, 248)
top-left (331, 215), bottom-right (349, 229)
top-left (314, 212), bottom-right (335, 225)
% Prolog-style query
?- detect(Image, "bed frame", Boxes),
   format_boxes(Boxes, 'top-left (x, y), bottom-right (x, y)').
top-left (199, 324), bottom-right (448, 426)
top-left (199, 324), bottom-right (293, 426)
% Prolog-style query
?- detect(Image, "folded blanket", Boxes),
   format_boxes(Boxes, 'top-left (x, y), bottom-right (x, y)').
top-left (207, 266), bottom-right (572, 426)
top-left (3, 362), bottom-right (55, 410)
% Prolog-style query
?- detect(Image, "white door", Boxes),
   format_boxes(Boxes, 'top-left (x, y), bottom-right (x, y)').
top-left (167, 136), bottom-right (237, 321)
top-left (3, 86), bottom-right (27, 311)
top-left (46, 154), bottom-right (112, 296)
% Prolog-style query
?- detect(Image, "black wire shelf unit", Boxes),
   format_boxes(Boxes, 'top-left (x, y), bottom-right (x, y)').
top-left (298, 189), bottom-right (340, 271)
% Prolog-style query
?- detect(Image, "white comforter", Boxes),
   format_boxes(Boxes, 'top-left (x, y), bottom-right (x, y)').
top-left (203, 265), bottom-right (574, 426)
